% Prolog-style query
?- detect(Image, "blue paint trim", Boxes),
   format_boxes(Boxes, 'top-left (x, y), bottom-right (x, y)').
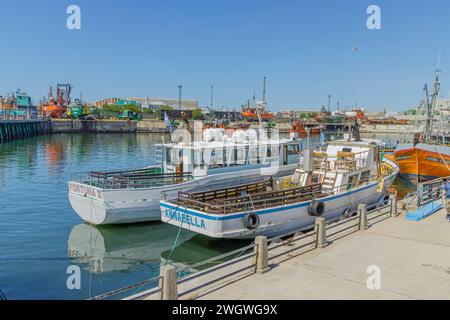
top-left (406, 199), bottom-right (442, 221)
top-left (161, 182), bottom-right (378, 221)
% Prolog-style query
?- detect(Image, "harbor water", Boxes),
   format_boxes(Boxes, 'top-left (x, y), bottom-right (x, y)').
top-left (0, 133), bottom-right (414, 299)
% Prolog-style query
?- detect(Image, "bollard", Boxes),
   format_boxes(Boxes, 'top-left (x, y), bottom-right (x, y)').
top-left (389, 193), bottom-right (398, 217)
top-left (358, 203), bottom-right (368, 230)
top-left (315, 217), bottom-right (327, 248)
top-left (255, 236), bottom-right (270, 274)
top-left (159, 265), bottom-right (178, 300)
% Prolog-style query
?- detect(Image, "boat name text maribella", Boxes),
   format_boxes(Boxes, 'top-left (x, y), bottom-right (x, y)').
top-left (164, 209), bottom-right (206, 229)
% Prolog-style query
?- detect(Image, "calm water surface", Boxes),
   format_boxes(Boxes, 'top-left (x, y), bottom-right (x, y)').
top-left (0, 133), bottom-right (249, 300)
top-left (0, 132), bottom-right (413, 299)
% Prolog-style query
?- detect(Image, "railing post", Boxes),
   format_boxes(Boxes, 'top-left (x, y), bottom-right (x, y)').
top-left (358, 203), bottom-right (368, 230)
top-left (255, 236), bottom-right (270, 274)
top-left (442, 188), bottom-right (449, 217)
top-left (159, 265), bottom-right (178, 300)
top-left (389, 193), bottom-right (398, 217)
top-left (315, 217), bottom-right (327, 248)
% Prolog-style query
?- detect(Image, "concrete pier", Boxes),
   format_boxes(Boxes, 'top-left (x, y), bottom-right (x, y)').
top-left (0, 120), bottom-right (50, 143)
top-left (50, 119), bottom-right (138, 133)
top-left (198, 208), bottom-right (450, 300)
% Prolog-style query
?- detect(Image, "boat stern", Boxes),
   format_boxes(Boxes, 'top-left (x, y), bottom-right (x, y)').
top-left (68, 181), bottom-right (108, 225)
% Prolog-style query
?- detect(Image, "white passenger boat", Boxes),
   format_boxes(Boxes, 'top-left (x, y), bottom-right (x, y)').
top-left (160, 140), bottom-right (399, 239)
top-left (68, 128), bottom-right (304, 225)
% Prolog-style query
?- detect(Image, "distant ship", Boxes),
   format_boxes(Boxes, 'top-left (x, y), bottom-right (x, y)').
top-left (388, 62), bottom-right (450, 183)
top-left (242, 77), bottom-right (274, 122)
top-left (242, 100), bottom-right (274, 122)
top-left (40, 84), bottom-right (72, 118)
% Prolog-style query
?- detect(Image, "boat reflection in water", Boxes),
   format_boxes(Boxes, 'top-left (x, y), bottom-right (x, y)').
top-left (160, 235), bottom-right (253, 277)
top-left (68, 223), bottom-right (194, 274)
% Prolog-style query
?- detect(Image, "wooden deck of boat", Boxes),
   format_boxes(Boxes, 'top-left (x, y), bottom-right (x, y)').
top-left (174, 179), bottom-right (325, 214)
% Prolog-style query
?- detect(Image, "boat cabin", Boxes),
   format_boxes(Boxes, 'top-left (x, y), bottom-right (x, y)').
top-left (155, 129), bottom-right (303, 178)
top-left (292, 141), bottom-right (379, 193)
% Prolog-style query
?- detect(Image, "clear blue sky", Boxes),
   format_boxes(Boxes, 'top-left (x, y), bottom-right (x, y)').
top-left (1, 0), bottom-right (449, 111)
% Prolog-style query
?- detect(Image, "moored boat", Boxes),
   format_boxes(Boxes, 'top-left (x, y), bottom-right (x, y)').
top-left (68, 128), bottom-right (304, 225)
top-left (389, 63), bottom-right (450, 183)
top-left (392, 143), bottom-right (450, 183)
top-left (160, 140), bottom-right (399, 239)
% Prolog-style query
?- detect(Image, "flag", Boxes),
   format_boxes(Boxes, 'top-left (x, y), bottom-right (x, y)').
top-left (164, 112), bottom-right (173, 132)
top-left (320, 131), bottom-right (326, 146)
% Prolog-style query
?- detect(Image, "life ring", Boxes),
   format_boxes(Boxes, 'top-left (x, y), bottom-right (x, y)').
top-left (243, 212), bottom-right (260, 230)
top-left (309, 200), bottom-right (325, 217)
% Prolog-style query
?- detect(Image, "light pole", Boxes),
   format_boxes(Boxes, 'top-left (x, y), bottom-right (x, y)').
top-left (210, 85), bottom-right (214, 111)
top-left (178, 84), bottom-right (183, 112)
top-left (327, 94), bottom-right (332, 113)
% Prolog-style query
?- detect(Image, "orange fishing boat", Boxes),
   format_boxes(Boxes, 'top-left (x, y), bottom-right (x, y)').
top-left (389, 62), bottom-right (450, 183)
top-left (391, 144), bottom-right (450, 183)
top-left (242, 107), bottom-right (273, 122)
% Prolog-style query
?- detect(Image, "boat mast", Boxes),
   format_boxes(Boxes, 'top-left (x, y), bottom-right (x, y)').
top-left (427, 52), bottom-right (442, 142)
top-left (255, 77), bottom-right (266, 130)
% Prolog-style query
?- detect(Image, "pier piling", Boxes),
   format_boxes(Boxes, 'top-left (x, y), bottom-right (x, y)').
top-left (442, 191), bottom-right (449, 216)
top-left (255, 236), bottom-right (270, 274)
top-left (159, 265), bottom-right (178, 300)
top-left (0, 120), bottom-right (50, 143)
top-left (315, 217), bottom-right (327, 248)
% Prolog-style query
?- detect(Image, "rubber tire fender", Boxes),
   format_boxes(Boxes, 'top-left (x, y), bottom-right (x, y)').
top-left (308, 200), bottom-right (325, 217)
top-left (243, 212), bottom-right (260, 230)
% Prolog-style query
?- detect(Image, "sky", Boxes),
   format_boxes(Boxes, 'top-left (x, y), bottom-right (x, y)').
top-left (0, 0), bottom-right (450, 112)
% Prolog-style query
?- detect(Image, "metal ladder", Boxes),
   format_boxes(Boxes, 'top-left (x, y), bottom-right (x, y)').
top-left (155, 145), bottom-right (163, 167)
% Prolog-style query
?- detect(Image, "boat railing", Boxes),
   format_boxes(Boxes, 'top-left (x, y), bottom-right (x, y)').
top-left (416, 175), bottom-right (450, 207)
top-left (70, 166), bottom-right (161, 181)
top-left (166, 174), bottom-right (383, 214)
top-left (70, 169), bottom-right (193, 189)
top-left (174, 183), bottom-right (324, 214)
top-left (314, 149), bottom-right (370, 172)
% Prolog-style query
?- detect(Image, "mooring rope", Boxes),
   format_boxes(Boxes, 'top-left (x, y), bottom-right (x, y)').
top-left (165, 205), bottom-right (184, 264)
top-left (0, 288), bottom-right (7, 300)
top-left (432, 145), bottom-right (450, 173)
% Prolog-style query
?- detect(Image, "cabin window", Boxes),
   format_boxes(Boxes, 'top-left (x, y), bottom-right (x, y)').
top-left (342, 147), bottom-right (352, 153)
top-left (360, 171), bottom-right (370, 184)
top-left (288, 144), bottom-right (300, 155)
top-left (311, 174), bottom-right (320, 184)
top-left (347, 174), bottom-right (359, 189)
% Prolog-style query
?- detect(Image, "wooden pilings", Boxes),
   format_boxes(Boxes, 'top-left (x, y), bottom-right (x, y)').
top-left (0, 120), bottom-right (50, 143)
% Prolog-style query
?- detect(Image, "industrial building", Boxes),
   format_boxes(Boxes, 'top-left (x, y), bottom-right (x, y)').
top-left (94, 97), bottom-right (199, 111)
